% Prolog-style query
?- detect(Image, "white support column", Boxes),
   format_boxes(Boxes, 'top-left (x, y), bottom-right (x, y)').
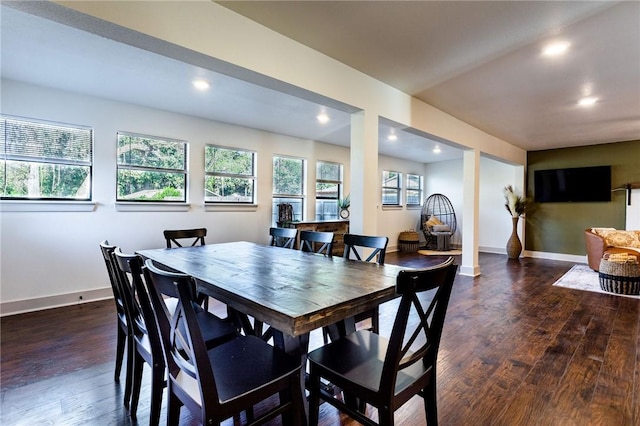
top-left (350, 111), bottom-right (379, 235)
top-left (460, 149), bottom-right (481, 276)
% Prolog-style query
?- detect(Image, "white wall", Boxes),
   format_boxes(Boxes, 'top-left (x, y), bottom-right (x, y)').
top-left (0, 80), bottom-right (423, 314)
top-left (478, 156), bottom-right (524, 253)
top-left (377, 155), bottom-right (427, 250)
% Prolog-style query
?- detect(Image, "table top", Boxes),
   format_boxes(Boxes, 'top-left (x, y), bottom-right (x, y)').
top-left (137, 241), bottom-right (404, 337)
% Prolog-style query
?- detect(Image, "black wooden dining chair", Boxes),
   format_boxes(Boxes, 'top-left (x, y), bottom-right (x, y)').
top-left (269, 227), bottom-right (298, 249)
top-left (113, 248), bottom-right (166, 425)
top-left (164, 228), bottom-right (207, 248)
top-left (299, 230), bottom-right (334, 256)
top-left (147, 260), bottom-right (305, 426)
top-left (342, 233), bottom-right (389, 334)
top-left (99, 241), bottom-right (133, 403)
top-left (308, 257), bottom-right (458, 426)
top-left (164, 227), bottom-right (210, 309)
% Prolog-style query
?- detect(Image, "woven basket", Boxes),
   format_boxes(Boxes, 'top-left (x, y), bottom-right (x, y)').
top-left (598, 258), bottom-right (640, 295)
top-left (398, 230), bottom-right (420, 252)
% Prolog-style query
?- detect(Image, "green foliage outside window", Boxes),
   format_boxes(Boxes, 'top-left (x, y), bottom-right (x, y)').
top-left (1, 116), bottom-right (92, 200)
top-left (205, 146), bottom-right (255, 203)
top-left (273, 156), bottom-right (303, 195)
top-left (116, 133), bottom-right (187, 201)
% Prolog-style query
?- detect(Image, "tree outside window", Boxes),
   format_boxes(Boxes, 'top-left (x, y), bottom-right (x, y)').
top-left (1, 115), bottom-right (92, 200)
top-left (273, 156), bottom-right (304, 225)
top-left (116, 132), bottom-right (187, 202)
top-left (205, 145), bottom-right (255, 203)
top-left (316, 161), bottom-right (342, 220)
top-left (382, 170), bottom-right (402, 205)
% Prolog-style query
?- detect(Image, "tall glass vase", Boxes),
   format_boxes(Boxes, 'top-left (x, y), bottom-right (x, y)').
top-left (506, 216), bottom-right (522, 259)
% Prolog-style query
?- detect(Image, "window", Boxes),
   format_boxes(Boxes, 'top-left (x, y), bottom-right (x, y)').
top-left (382, 170), bottom-right (402, 206)
top-left (1, 115), bottom-right (92, 200)
top-left (273, 155), bottom-right (304, 224)
top-left (315, 161), bottom-right (342, 220)
top-left (205, 145), bottom-right (256, 203)
top-left (116, 132), bottom-right (187, 202)
top-left (406, 174), bottom-right (423, 206)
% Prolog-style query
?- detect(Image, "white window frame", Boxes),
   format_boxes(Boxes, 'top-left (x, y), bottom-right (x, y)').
top-left (382, 170), bottom-right (402, 206)
top-left (0, 115), bottom-right (93, 201)
top-left (406, 173), bottom-right (424, 207)
top-left (315, 160), bottom-right (342, 221)
top-left (116, 131), bottom-right (188, 203)
top-left (273, 155), bottom-right (305, 224)
top-left (204, 144), bottom-right (256, 204)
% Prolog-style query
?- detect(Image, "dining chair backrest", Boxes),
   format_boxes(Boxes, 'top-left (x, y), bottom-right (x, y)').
top-left (343, 233), bottom-right (389, 264)
top-left (112, 248), bottom-right (148, 343)
top-left (142, 259), bottom-right (198, 348)
top-left (269, 227), bottom-right (298, 249)
top-left (164, 228), bottom-right (207, 248)
top-left (382, 257), bottom-right (457, 394)
top-left (299, 230), bottom-right (334, 256)
top-left (307, 257), bottom-right (458, 426)
top-left (143, 258), bottom-right (238, 351)
top-left (167, 277), bottom-right (304, 425)
top-left (99, 240), bottom-right (127, 322)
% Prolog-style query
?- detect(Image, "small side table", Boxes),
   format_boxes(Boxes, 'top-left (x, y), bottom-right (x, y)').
top-left (598, 257), bottom-right (640, 295)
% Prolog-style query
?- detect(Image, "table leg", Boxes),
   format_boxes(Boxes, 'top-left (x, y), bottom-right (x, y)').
top-left (272, 330), bottom-right (310, 425)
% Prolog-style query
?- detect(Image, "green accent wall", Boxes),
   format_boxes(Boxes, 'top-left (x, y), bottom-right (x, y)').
top-left (526, 140), bottom-right (640, 255)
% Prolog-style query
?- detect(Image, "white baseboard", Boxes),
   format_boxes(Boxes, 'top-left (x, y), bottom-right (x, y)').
top-left (523, 250), bottom-right (588, 264)
top-left (0, 287), bottom-right (113, 317)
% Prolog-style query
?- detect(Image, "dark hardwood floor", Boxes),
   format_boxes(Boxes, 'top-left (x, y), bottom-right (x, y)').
top-left (2, 252), bottom-right (639, 425)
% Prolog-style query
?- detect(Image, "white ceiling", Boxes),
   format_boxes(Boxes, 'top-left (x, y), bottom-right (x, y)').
top-left (2, 1), bottom-right (639, 164)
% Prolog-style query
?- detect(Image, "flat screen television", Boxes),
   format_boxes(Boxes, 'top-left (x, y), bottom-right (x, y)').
top-left (534, 165), bottom-right (611, 202)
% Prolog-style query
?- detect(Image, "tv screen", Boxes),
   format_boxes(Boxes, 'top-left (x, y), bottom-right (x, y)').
top-left (534, 166), bottom-right (611, 202)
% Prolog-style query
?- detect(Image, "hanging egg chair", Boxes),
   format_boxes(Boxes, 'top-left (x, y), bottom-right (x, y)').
top-left (420, 193), bottom-right (457, 250)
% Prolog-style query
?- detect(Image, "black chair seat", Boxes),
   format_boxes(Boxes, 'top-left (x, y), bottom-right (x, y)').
top-left (308, 330), bottom-right (429, 397)
top-left (204, 335), bottom-right (301, 403)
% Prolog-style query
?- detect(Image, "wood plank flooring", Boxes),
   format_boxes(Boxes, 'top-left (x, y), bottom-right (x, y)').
top-left (2, 252), bottom-right (638, 425)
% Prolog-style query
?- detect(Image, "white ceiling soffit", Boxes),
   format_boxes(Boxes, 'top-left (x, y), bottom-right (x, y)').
top-left (219, 1), bottom-right (640, 151)
top-left (0, 2), bottom-right (457, 164)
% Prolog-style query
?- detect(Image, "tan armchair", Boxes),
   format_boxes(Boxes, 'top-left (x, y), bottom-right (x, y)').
top-left (585, 228), bottom-right (640, 271)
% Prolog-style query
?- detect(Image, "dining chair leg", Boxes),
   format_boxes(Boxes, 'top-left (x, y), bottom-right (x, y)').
top-left (115, 325), bottom-right (126, 382)
top-left (379, 406), bottom-right (394, 426)
top-left (129, 352), bottom-right (144, 419)
top-left (149, 364), bottom-right (164, 426)
top-left (123, 335), bottom-right (134, 408)
top-left (424, 378), bottom-right (438, 426)
top-left (308, 371), bottom-right (321, 426)
top-left (167, 385), bottom-right (182, 425)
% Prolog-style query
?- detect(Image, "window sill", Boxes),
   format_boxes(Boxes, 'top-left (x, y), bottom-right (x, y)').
top-left (406, 205), bottom-right (423, 210)
top-left (115, 202), bottom-right (191, 212)
top-left (0, 200), bottom-right (96, 212)
top-left (204, 203), bottom-right (258, 212)
top-left (381, 205), bottom-right (403, 211)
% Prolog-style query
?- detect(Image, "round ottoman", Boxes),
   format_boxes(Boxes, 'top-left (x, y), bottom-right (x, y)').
top-left (598, 254), bottom-right (640, 295)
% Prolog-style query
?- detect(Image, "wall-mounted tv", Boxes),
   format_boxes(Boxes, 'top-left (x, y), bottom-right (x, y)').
top-left (534, 165), bottom-right (611, 203)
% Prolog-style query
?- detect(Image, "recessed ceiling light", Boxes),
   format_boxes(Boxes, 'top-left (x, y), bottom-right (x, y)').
top-left (387, 134), bottom-right (398, 141)
top-left (317, 113), bottom-right (330, 124)
top-left (578, 96), bottom-right (598, 107)
top-left (192, 79), bottom-right (211, 90)
top-left (542, 41), bottom-right (571, 57)
top-left (433, 146), bottom-right (441, 154)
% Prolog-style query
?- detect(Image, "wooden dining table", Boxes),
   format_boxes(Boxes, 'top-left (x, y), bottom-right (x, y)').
top-left (137, 241), bottom-right (405, 420)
